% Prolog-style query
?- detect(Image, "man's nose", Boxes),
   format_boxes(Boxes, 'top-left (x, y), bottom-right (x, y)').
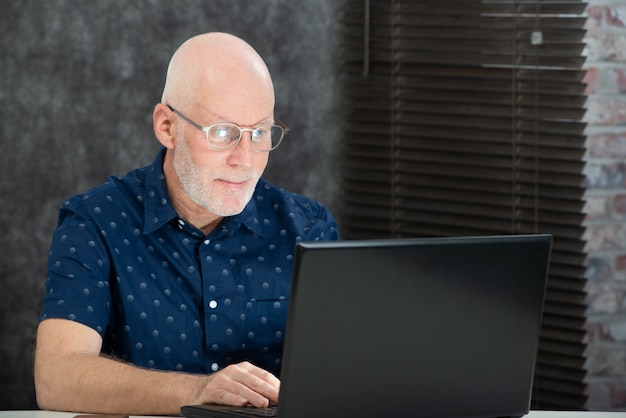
top-left (228, 131), bottom-right (255, 166)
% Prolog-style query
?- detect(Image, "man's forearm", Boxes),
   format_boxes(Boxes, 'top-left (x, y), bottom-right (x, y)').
top-left (35, 351), bottom-right (207, 415)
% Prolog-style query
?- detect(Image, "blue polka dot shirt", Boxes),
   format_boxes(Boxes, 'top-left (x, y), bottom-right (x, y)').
top-left (40, 148), bottom-right (339, 376)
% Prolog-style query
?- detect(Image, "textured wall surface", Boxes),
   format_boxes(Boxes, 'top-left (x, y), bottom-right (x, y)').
top-left (4, 0), bottom-right (624, 413)
top-left (583, 1), bottom-right (626, 411)
top-left (0, 0), bottom-right (342, 409)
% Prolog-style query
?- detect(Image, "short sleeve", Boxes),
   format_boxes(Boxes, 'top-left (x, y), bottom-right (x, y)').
top-left (40, 205), bottom-right (112, 337)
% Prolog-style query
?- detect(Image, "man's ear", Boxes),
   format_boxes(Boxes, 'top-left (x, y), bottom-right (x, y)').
top-left (153, 103), bottom-right (176, 149)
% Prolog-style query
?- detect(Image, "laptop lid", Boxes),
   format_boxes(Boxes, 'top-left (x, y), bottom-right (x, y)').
top-left (182, 234), bottom-right (552, 418)
top-left (276, 234), bottom-right (551, 418)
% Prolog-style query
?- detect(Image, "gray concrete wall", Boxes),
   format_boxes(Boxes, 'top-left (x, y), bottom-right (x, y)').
top-left (0, 0), bottom-right (343, 409)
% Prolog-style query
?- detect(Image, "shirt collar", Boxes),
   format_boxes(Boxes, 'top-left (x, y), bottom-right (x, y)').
top-left (142, 147), bottom-right (266, 238)
top-left (227, 189), bottom-right (266, 238)
top-left (142, 148), bottom-right (179, 234)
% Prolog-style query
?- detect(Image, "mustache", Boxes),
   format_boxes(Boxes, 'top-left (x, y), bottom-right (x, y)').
top-left (214, 171), bottom-right (261, 183)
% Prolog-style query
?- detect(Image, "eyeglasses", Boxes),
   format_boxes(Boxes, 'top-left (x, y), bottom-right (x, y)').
top-left (166, 105), bottom-right (288, 152)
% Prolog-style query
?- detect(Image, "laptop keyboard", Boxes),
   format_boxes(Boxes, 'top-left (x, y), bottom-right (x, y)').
top-left (224, 406), bottom-right (277, 417)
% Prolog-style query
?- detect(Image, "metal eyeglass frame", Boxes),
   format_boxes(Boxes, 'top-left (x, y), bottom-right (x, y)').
top-left (166, 104), bottom-right (288, 152)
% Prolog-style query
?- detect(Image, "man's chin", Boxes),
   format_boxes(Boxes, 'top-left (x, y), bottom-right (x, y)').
top-left (196, 181), bottom-right (258, 217)
top-left (203, 196), bottom-right (253, 217)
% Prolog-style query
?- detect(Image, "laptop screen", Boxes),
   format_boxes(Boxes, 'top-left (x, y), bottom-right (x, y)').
top-left (277, 234), bottom-right (551, 418)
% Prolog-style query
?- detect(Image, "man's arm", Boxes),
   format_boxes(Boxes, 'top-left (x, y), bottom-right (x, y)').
top-left (34, 319), bottom-right (280, 415)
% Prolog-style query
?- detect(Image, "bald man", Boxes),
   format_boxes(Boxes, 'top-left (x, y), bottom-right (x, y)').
top-left (34, 33), bottom-right (338, 415)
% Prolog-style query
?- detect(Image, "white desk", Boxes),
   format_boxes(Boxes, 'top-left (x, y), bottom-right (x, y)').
top-left (527, 413), bottom-right (625, 418)
top-left (0, 413), bottom-right (176, 418)
top-left (0, 411), bottom-right (623, 418)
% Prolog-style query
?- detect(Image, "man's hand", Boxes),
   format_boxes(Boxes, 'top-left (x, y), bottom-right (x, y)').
top-left (194, 362), bottom-right (281, 408)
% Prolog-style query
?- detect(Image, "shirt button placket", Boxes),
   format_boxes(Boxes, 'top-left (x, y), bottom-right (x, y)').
top-left (208, 297), bottom-right (220, 373)
top-left (202, 237), bottom-right (224, 373)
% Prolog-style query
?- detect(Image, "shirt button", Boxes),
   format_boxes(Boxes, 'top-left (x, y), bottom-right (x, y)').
top-left (204, 239), bottom-right (211, 245)
top-left (209, 300), bottom-right (218, 309)
top-left (211, 362), bottom-right (219, 372)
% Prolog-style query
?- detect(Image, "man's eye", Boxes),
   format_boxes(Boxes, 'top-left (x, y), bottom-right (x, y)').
top-left (215, 128), bottom-right (230, 138)
top-left (212, 126), bottom-right (238, 142)
top-left (252, 128), bottom-right (269, 140)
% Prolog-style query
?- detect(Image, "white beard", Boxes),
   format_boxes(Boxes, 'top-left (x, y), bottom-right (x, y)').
top-left (173, 130), bottom-right (261, 217)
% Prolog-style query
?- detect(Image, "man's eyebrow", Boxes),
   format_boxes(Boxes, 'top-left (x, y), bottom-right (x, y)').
top-left (215, 116), bottom-right (275, 126)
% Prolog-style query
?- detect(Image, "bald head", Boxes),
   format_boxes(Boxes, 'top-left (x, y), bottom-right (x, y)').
top-left (161, 33), bottom-right (275, 115)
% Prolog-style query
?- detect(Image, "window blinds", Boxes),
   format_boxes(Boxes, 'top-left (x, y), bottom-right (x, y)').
top-left (339, 0), bottom-right (588, 409)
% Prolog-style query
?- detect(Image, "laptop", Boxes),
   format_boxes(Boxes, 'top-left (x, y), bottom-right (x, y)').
top-left (182, 234), bottom-right (552, 418)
